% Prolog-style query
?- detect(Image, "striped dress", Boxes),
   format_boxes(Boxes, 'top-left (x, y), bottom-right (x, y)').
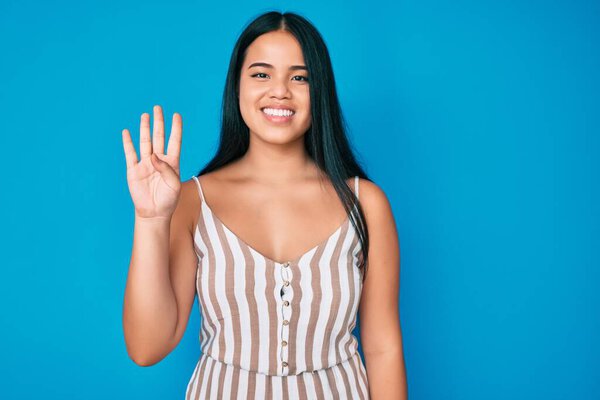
top-left (185, 175), bottom-right (369, 399)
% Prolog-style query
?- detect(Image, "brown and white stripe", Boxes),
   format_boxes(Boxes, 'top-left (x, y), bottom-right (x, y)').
top-left (185, 175), bottom-right (369, 399)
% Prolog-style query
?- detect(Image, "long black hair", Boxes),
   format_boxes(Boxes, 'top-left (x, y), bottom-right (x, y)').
top-left (196, 11), bottom-right (371, 280)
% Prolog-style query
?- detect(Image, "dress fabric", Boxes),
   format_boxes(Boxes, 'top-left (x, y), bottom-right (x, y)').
top-left (185, 175), bottom-right (369, 399)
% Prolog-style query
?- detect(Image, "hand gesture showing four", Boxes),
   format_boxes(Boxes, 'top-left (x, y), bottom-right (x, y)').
top-left (122, 105), bottom-right (183, 220)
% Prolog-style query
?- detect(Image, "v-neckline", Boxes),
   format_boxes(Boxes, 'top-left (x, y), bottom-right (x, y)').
top-left (200, 197), bottom-right (350, 266)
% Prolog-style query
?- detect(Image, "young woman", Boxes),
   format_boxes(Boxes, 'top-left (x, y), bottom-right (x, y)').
top-left (122, 11), bottom-right (407, 400)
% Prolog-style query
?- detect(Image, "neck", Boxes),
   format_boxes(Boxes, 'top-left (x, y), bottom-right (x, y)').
top-left (235, 134), bottom-right (321, 184)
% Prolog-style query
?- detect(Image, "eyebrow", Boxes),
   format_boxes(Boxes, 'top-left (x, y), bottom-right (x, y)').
top-left (247, 62), bottom-right (308, 71)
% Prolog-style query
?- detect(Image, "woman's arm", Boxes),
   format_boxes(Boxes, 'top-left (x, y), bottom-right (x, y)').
top-left (121, 107), bottom-right (198, 366)
top-left (358, 179), bottom-right (408, 399)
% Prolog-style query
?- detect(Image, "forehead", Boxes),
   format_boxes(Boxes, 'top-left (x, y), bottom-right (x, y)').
top-left (243, 30), bottom-right (305, 66)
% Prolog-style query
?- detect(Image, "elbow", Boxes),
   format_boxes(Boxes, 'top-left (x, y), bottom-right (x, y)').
top-left (131, 355), bottom-right (158, 367)
top-left (130, 355), bottom-right (150, 367)
top-left (124, 339), bottom-right (165, 367)
top-left (122, 321), bottom-right (176, 367)
top-left (126, 347), bottom-right (162, 367)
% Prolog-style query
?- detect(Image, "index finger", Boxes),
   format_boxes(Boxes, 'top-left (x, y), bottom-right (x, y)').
top-left (166, 112), bottom-right (182, 159)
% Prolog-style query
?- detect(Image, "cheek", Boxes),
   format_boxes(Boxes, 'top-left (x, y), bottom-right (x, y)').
top-left (238, 98), bottom-right (255, 128)
top-left (239, 84), bottom-right (263, 111)
top-left (297, 91), bottom-right (311, 121)
top-left (296, 88), bottom-right (310, 110)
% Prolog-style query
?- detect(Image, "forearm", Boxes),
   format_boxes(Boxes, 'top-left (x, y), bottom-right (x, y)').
top-left (122, 216), bottom-right (178, 365)
top-left (364, 348), bottom-right (408, 400)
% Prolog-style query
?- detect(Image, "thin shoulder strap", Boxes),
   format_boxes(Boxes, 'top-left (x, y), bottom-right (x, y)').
top-left (354, 175), bottom-right (359, 200)
top-left (191, 175), bottom-right (206, 202)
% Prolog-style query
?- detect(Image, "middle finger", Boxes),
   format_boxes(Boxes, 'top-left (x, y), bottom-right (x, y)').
top-left (152, 105), bottom-right (165, 155)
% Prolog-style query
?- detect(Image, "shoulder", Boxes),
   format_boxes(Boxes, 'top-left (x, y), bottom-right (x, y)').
top-left (342, 176), bottom-right (393, 217)
top-left (357, 178), bottom-right (393, 216)
top-left (355, 178), bottom-right (397, 236)
top-left (181, 171), bottom-right (221, 203)
top-left (181, 175), bottom-right (201, 201)
top-left (177, 175), bottom-right (205, 234)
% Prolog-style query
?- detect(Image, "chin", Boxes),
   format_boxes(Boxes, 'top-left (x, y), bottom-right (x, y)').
top-left (253, 128), bottom-right (305, 144)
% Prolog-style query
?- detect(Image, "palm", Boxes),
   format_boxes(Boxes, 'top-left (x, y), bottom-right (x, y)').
top-left (122, 105), bottom-right (183, 219)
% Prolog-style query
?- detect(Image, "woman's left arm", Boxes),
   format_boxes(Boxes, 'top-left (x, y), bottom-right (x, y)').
top-left (358, 179), bottom-right (408, 400)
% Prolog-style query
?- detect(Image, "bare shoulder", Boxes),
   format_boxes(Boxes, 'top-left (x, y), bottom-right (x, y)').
top-left (176, 176), bottom-right (203, 235)
top-left (357, 178), bottom-right (395, 224)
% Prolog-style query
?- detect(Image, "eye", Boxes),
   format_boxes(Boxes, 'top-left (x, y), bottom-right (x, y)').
top-left (293, 75), bottom-right (309, 82)
top-left (251, 72), bottom-right (269, 79)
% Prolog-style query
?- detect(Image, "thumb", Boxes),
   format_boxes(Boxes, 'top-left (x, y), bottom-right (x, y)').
top-left (151, 153), bottom-right (180, 189)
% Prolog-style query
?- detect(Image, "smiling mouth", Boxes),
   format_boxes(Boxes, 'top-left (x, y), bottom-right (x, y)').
top-left (261, 107), bottom-right (295, 123)
top-left (261, 107), bottom-right (296, 117)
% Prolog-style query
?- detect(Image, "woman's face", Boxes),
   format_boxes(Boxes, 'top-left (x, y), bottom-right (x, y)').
top-left (238, 30), bottom-right (312, 145)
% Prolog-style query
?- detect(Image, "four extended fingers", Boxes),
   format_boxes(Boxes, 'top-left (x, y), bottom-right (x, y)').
top-left (122, 106), bottom-right (181, 167)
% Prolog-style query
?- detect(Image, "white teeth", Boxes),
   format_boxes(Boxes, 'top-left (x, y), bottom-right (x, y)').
top-left (263, 108), bottom-right (294, 117)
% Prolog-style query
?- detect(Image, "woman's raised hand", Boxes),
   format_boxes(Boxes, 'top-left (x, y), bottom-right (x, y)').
top-left (122, 105), bottom-right (183, 220)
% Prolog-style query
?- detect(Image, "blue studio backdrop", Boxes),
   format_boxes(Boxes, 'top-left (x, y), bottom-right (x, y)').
top-left (0, 0), bottom-right (598, 399)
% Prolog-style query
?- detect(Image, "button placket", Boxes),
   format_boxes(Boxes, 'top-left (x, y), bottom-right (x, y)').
top-left (279, 261), bottom-right (292, 374)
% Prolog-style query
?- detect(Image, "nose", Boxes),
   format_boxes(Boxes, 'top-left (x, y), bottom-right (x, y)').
top-left (268, 76), bottom-right (291, 99)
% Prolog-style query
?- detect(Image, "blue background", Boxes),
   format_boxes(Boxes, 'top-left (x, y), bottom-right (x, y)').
top-left (1, 0), bottom-right (598, 399)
